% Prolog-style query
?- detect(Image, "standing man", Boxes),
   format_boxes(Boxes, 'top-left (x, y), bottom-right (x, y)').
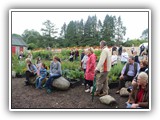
top-left (95, 40), bottom-right (111, 96)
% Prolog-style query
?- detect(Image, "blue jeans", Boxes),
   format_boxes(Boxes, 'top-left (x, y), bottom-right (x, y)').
top-left (35, 77), bottom-right (45, 89)
top-left (126, 102), bottom-right (141, 108)
top-left (45, 74), bottom-right (61, 90)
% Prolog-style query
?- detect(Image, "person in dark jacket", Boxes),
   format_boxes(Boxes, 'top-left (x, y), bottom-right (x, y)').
top-left (75, 49), bottom-right (79, 61)
top-left (118, 45), bottom-right (122, 56)
top-left (24, 58), bottom-right (37, 86)
top-left (116, 56), bottom-right (140, 94)
top-left (133, 51), bottom-right (140, 64)
top-left (126, 72), bottom-right (149, 108)
top-left (69, 49), bottom-right (74, 62)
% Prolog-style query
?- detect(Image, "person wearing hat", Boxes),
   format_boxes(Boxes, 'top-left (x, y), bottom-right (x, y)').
top-left (24, 58), bottom-right (37, 86)
top-left (116, 56), bottom-right (140, 94)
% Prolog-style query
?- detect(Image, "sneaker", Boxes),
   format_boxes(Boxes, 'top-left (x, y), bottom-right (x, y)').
top-left (24, 81), bottom-right (29, 86)
top-left (90, 86), bottom-right (93, 93)
top-left (85, 89), bottom-right (90, 93)
top-left (116, 90), bottom-right (120, 94)
top-left (47, 89), bottom-right (52, 93)
top-left (43, 84), bottom-right (46, 88)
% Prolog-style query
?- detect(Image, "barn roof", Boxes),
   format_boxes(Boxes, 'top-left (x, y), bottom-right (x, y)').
top-left (12, 36), bottom-right (27, 47)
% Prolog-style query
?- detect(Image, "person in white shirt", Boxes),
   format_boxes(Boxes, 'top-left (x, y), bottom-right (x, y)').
top-left (111, 51), bottom-right (118, 67)
top-left (121, 48), bottom-right (129, 64)
top-left (81, 49), bottom-right (88, 87)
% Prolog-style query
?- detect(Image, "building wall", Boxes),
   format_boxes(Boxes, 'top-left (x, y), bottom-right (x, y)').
top-left (12, 46), bottom-right (27, 55)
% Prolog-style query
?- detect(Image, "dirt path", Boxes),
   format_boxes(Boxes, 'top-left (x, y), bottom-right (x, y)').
top-left (11, 78), bottom-right (128, 109)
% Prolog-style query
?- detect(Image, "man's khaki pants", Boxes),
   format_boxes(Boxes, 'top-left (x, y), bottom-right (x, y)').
top-left (96, 71), bottom-right (108, 94)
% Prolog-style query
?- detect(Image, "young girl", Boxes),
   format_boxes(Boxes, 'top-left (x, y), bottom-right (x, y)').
top-left (35, 57), bottom-right (42, 76)
top-left (35, 63), bottom-right (47, 89)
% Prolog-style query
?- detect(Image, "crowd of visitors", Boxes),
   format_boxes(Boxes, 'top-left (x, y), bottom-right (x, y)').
top-left (20, 40), bottom-right (149, 109)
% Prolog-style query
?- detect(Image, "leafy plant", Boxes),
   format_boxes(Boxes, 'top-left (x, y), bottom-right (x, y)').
top-left (108, 63), bottom-right (124, 83)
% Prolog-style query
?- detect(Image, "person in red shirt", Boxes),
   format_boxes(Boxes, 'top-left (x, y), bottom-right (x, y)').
top-left (126, 72), bottom-right (149, 108)
top-left (84, 47), bottom-right (96, 93)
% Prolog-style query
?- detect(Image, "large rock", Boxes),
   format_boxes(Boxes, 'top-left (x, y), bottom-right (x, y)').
top-left (99, 95), bottom-right (116, 105)
top-left (120, 87), bottom-right (129, 97)
top-left (12, 71), bottom-right (16, 78)
top-left (52, 77), bottom-right (70, 90)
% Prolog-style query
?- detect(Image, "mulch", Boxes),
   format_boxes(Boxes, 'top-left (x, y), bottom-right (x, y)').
top-left (11, 78), bottom-right (128, 109)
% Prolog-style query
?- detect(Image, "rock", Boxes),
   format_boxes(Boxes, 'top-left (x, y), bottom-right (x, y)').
top-left (125, 81), bottom-right (132, 88)
top-left (52, 77), bottom-right (70, 90)
top-left (120, 87), bottom-right (129, 97)
top-left (99, 95), bottom-right (116, 105)
top-left (12, 71), bottom-right (16, 78)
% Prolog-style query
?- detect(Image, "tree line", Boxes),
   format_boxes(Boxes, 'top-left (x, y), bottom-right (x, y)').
top-left (13, 14), bottom-right (148, 49)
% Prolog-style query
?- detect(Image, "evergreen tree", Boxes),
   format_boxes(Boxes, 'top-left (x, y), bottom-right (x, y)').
top-left (41, 20), bottom-right (58, 47)
top-left (114, 16), bottom-right (126, 44)
top-left (141, 28), bottom-right (148, 40)
top-left (102, 15), bottom-right (115, 42)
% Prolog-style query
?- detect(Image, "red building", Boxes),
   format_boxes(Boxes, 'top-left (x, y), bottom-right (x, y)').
top-left (12, 36), bottom-right (27, 55)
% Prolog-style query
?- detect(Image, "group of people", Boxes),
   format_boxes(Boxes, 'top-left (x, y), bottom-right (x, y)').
top-left (24, 56), bottom-right (62, 94)
top-left (23, 40), bottom-right (149, 109)
top-left (69, 49), bottom-right (79, 62)
top-left (81, 41), bottom-right (149, 109)
top-left (114, 52), bottom-right (149, 108)
top-left (81, 41), bottom-right (111, 97)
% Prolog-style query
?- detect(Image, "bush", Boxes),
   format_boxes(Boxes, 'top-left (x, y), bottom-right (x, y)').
top-left (108, 63), bottom-right (124, 83)
top-left (28, 43), bottom-right (38, 50)
top-left (32, 50), bottom-right (52, 60)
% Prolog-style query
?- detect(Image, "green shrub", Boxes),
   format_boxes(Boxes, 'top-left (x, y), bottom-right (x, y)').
top-left (32, 50), bottom-right (52, 60)
top-left (61, 49), bottom-right (71, 56)
top-left (66, 69), bottom-right (84, 80)
top-left (108, 63), bottom-right (124, 83)
top-left (61, 61), bottom-right (80, 71)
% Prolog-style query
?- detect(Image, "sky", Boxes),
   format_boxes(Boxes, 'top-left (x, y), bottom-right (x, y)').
top-left (11, 9), bottom-right (149, 40)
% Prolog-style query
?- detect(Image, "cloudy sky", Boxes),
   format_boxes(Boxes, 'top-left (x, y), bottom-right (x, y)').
top-left (11, 9), bottom-right (149, 40)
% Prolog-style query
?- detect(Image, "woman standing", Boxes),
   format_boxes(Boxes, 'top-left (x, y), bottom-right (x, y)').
top-left (45, 56), bottom-right (62, 93)
top-left (85, 47), bottom-right (96, 93)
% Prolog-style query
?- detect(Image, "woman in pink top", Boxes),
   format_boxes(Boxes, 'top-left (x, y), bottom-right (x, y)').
top-left (85, 47), bottom-right (97, 93)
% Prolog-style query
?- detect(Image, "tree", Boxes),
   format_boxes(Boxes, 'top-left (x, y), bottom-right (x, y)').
top-left (41, 20), bottom-right (58, 38)
top-left (83, 15), bottom-right (98, 46)
top-left (21, 29), bottom-right (42, 48)
top-left (41, 20), bottom-right (58, 47)
top-left (141, 28), bottom-right (148, 40)
top-left (114, 16), bottom-right (126, 45)
top-left (60, 22), bottom-right (67, 39)
top-left (102, 15), bottom-right (115, 42)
